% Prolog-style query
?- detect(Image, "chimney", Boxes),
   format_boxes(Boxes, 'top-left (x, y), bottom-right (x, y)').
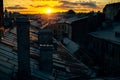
top-left (38, 29), bottom-right (54, 74)
top-left (38, 29), bottom-right (53, 44)
top-left (16, 17), bottom-right (31, 80)
top-left (39, 45), bottom-right (54, 74)
top-left (0, 0), bottom-right (4, 40)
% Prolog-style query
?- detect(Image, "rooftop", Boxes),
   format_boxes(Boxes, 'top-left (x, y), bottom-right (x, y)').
top-left (58, 16), bottom-right (88, 24)
top-left (89, 22), bottom-right (120, 45)
top-left (0, 19), bottom-right (93, 80)
top-left (0, 26), bottom-right (55, 80)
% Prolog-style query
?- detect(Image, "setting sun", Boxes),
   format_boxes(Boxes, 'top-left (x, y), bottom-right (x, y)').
top-left (4, 0), bottom-right (120, 14)
top-left (46, 8), bottom-right (52, 14)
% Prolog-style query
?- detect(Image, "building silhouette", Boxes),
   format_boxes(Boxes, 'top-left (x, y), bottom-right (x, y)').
top-left (89, 22), bottom-right (120, 75)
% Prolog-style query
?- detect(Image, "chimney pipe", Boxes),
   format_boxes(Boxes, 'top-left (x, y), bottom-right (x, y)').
top-left (16, 17), bottom-right (31, 80)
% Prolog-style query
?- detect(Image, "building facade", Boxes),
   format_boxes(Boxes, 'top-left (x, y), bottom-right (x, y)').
top-left (89, 23), bottom-right (120, 75)
top-left (47, 23), bottom-right (72, 41)
top-left (103, 2), bottom-right (120, 20)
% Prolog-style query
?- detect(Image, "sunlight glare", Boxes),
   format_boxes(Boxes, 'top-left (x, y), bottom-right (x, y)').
top-left (46, 8), bottom-right (52, 14)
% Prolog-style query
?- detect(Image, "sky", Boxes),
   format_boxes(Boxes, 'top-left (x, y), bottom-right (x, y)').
top-left (4, 0), bottom-right (120, 14)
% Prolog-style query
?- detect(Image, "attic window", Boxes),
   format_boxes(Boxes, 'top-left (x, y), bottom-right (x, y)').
top-left (115, 32), bottom-right (120, 37)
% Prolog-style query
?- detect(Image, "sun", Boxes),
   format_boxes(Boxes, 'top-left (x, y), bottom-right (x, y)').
top-left (46, 8), bottom-right (52, 14)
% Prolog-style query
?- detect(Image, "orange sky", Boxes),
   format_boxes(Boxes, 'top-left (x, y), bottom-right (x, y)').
top-left (4, 0), bottom-right (120, 14)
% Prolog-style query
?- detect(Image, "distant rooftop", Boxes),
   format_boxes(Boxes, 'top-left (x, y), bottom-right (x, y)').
top-left (89, 22), bottom-right (120, 45)
top-left (58, 16), bottom-right (88, 24)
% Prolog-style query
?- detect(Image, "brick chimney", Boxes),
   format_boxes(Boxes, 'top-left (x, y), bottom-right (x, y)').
top-left (38, 29), bottom-right (54, 74)
top-left (16, 17), bottom-right (31, 80)
top-left (39, 45), bottom-right (54, 74)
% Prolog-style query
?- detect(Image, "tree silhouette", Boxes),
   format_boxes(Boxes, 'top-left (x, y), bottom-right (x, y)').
top-left (67, 9), bottom-right (76, 15)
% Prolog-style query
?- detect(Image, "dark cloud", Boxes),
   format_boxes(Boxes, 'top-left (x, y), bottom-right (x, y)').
top-left (60, 1), bottom-right (78, 5)
top-left (54, 1), bottom-right (78, 9)
top-left (7, 5), bottom-right (27, 9)
top-left (55, 5), bottom-right (73, 9)
top-left (58, 1), bottom-right (98, 9)
top-left (29, 0), bottom-right (98, 9)
top-left (29, 0), bottom-right (99, 10)
top-left (30, 5), bottom-right (47, 8)
top-left (80, 2), bottom-right (98, 8)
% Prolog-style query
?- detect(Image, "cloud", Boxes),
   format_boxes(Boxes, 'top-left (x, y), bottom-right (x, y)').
top-left (54, 1), bottom-right (78, 9)
top-left (60, 1), bottom-right (78, 5)
top-left (80, 2), bottom-right (98, 8)
top-left (55, 5), bottom-right (73, 9)
top-left (55, 1), bottom-right (98, 9)
top-left (30, 5), bottom-right (48, 8)
top-left (29, 0), bottom-right (98, 9)
top-left (6, 5), bottom-right (27, 9)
